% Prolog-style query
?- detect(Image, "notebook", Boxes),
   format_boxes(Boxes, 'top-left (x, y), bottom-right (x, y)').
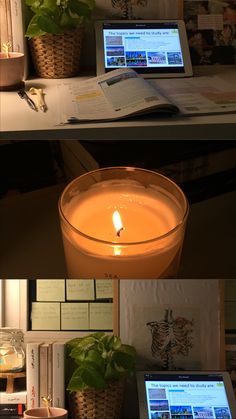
top-left (95, 20), bottom-right (193, 78)
top-left (136, 370), bottom-right (236, 419)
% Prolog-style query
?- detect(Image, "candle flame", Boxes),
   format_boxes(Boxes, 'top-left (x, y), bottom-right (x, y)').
top-left (112, 210), bottom-right (123, 237)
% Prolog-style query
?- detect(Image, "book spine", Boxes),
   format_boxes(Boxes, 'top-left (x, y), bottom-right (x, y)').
top-left (52, 342), bottom-right (65, 408)
top-left (0, 392), bottom-right (27, 404)
top-left (26, 342), bottom-right (40, 409)
top-left (0, 404), bottom-right (26, 416)
top-left (39, 343), bottom-right (48, 406)
top-left (47, 342), bottom-right (53, 400)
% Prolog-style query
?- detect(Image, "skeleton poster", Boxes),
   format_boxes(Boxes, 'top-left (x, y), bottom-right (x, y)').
top-left (94, 0), bottom-right (182, 20)
top-left (120, 280), bottom-right (222, 370)
top-left (184, 0), bottom-right (236, 64)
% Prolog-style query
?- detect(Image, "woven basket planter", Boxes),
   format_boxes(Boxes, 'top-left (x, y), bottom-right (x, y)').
top-left (68, 380), bottom-right (125, 419)
top-left (29, 26), bottom-right (84, 78)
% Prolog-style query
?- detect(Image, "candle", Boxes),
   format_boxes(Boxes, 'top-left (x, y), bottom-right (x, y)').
top-left (59, 167), bottom-right (189, 279)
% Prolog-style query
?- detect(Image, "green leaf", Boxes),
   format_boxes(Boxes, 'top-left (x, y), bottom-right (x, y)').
top-left (68, 0), bottom-right (91, 17)
top-left (37, 15), bottom-right (62, 33)
top-left (112, 351), bottom-right (136, 372)
top-left (119, 344), bottom-right (136, 357)
top-left (81, 363), bottom-right (106, 389)
top-left (67, 367), bottom-right (87, 391)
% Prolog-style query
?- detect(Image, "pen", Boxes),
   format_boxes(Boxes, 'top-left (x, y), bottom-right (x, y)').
top-left (18, 89), bottom-right (38, 111)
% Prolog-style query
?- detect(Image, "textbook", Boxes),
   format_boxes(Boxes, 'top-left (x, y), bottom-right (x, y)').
top-left (56, 68), bottom-right (179, 123)
top-left (56, 68), bottom-right (236, 124)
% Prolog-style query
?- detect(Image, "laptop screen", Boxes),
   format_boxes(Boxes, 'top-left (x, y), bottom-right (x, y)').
top-left (102, 22), bottom-right (185, 75)
top-left (138, 371), bottom-right (236, 419)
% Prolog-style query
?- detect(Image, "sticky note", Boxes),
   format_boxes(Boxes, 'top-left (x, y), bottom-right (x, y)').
top-left (95, 280), bottom-right (113, 299)
top-left (31, 302), bottom-right (60, 330)
top-left (36, 279), bottom-right (65, 301)
top-left (66, 279), bottom-right (95, 300)
top-left (89, 303), bottom-right (113, 330)
top-left (61, 303), bottom-right (89, 330)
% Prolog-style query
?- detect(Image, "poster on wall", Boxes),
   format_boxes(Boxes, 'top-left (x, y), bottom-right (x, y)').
top-left (119, 280), bottom-right (223, 371)
top-left (94, 0), bottom-right (183, 20)
top-left (184, 0), bottom-right (236, 64)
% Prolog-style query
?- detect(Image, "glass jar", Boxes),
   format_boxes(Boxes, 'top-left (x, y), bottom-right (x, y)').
top-left (0, 328), bottom-right (25, 372)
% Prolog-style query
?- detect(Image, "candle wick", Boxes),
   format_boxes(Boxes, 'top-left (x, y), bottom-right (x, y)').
top-left (117, 227), bottom-right (124, 237)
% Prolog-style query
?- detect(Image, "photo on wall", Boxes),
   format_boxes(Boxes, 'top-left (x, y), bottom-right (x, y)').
top-left (119, 279), bottom-right (224, 371)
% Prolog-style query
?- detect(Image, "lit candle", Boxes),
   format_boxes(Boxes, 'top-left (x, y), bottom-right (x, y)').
top-left (59, 167), bottom-right (189, 279)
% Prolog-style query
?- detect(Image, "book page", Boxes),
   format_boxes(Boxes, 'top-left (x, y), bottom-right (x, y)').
top-left (66, 279), bottom-right (95, 300)
top-left (36, 279), bottom-right (65, 301)
top-left (31, 302), bottom-right (60, 330)
top-left (89, 302), bottom-right (113, 330)
top-left (61, 302), bottom-right (89, 330)
top-left (56, 68), bottom-right (174, 123)
top-left (95, 279), bottom-right (113, 299)
top-left (151, 75), bottom-right (236, 115)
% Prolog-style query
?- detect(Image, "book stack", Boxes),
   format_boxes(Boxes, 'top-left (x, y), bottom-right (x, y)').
top-left (0, 390), bottom-right (27, 418)
top-left (26, 341), bottom-right (66, 410)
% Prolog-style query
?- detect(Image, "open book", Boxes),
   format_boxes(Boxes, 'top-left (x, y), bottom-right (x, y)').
top-left (56, 68), bottom-right (236, 123)
top-left (57, 68), bottom-right (179, 123)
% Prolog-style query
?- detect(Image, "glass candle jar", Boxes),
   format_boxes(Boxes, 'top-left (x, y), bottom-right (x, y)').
top-left (59, 167), bottom-right (189, 279)
top-left (0, 328), bottom-right (25, 372)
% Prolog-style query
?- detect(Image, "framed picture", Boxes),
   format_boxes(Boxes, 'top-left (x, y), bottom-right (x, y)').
top-left (94, 0), bottom-right (183, 20)
top-left (119, 279), bottom-right (225, 370)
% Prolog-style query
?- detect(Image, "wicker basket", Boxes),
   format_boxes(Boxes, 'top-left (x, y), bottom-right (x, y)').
top-left (68, 380), bottom-right (125, 419)
top-left (29, 26), bottom-right (84, 78)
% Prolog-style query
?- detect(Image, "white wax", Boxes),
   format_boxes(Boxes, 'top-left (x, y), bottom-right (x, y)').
top-left (61, 180), bottom-right (186, 278)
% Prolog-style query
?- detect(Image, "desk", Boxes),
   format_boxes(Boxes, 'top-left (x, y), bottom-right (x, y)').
top-left (0, 184), bottom-right (235, 278)
top-left (1, 67), bottom-right (236, 141)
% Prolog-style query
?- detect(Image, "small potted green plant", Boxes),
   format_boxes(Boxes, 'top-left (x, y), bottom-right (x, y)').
top-left (66, 332), bottom-right (136, 419)
top-left (24, 0), bottom-right (96, 78)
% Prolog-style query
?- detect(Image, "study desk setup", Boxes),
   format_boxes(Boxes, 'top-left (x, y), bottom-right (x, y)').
top-left (1, 66), bottom-right (236, 142)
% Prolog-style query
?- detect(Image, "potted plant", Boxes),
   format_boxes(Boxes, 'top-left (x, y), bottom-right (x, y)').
top-left (66, 332), bottom-right (136, 419)
top-left (24, 0), bottom-right (96, 78)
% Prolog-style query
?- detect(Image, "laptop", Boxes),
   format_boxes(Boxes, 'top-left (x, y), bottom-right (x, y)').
top-left (137, 370), bottom-right (236, 419)
top-left (95, 20), bottom-right (193, 78)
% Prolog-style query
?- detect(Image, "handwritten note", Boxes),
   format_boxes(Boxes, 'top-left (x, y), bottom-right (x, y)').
top-left (95, 280), bottom-right (113, 299)
top-left (31, 302), bottom-right (60, 330)
top-left (89, 303), bottom-right (113, 330)
top-left (66, 279), bottom-right (95, 300)
top-left (36, 279), bottom-right (65, 301)
top-left (61, 303), bottom-right (89, 330)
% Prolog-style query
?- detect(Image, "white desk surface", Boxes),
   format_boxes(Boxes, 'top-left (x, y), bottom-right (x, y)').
top-left (1, 67), bottom-right (236, 141)
top-left (0, 184), bottom-right (235, 278)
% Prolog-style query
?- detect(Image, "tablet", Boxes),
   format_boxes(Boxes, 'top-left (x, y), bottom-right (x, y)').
top-left (137, 370), bottom-right (236, 419)
top-left (95, 20), bottom-right (193, 78)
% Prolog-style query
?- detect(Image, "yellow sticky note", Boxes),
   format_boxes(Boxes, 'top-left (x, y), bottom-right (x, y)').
top-left (89, 303), bottom-right (113, 330)
top-left (36, 279), bottom-right (65, 301)
top-left (31, 302), bottom-right (60, 330)
top-left (66, 279), bottom-right (95, 300)
top-left (61, 302), bottom-right (89, 330)
top-left (95, 280), bottom-right (113, 299)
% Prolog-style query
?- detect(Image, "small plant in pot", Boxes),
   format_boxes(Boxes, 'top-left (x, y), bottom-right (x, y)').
top-left (24, 0), bottom-right (96, 78)
top-left (66, 332), bottom-right (136, 419)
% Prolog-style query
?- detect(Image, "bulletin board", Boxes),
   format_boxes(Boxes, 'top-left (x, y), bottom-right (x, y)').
top-left (184, 0), bottom-right (236, 65)
top-left (26, 279), bottom-right (119, 335)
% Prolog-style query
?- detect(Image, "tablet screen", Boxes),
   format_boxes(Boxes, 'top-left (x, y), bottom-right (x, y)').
top-left (142, 372), bottom-right (233, 419)
top-left (101, 21), bottom-right (186, 75)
